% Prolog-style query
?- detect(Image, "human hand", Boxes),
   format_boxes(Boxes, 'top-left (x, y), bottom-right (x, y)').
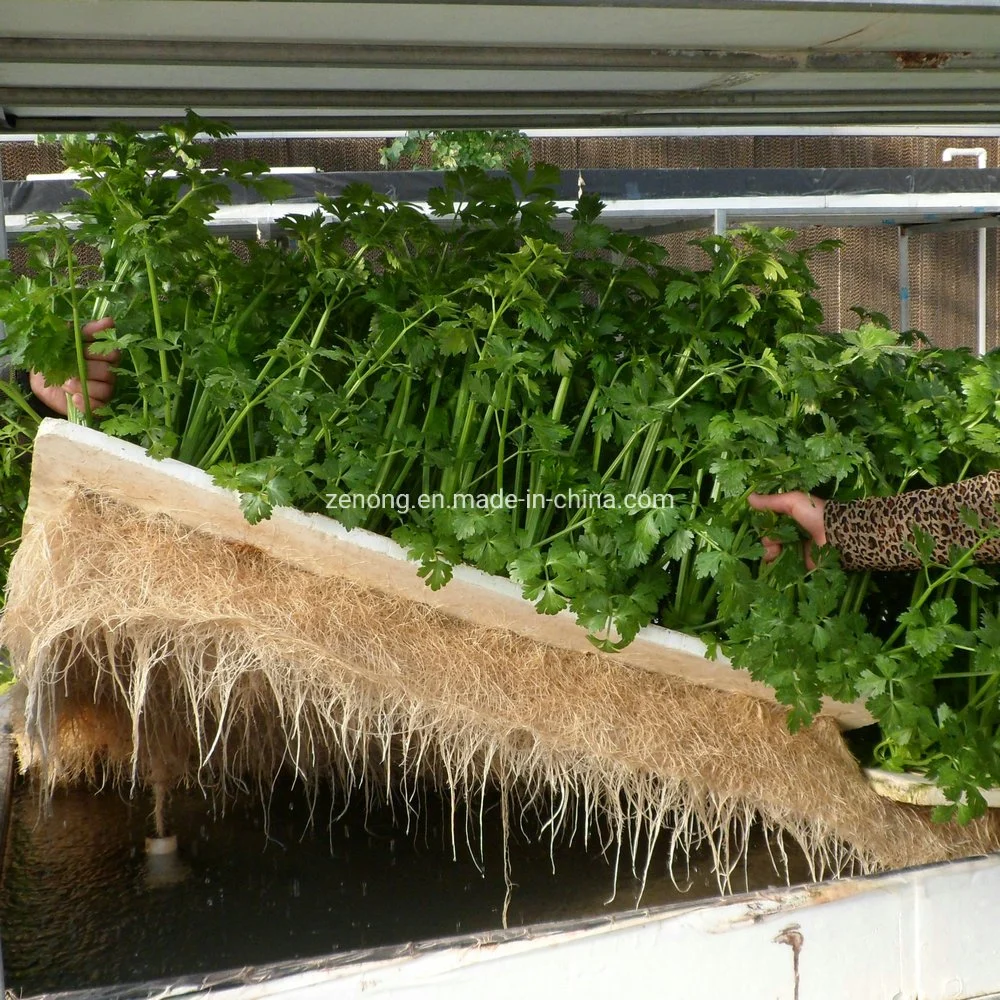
top-left (747, 491), bottom-right (827, 570)
top-left (29, 317), bottom-right (120, 416)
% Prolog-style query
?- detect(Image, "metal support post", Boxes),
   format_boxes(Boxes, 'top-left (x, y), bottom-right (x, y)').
top-left (942, 147), bottom-right (988, 354)
top-left (0, 140), bottom-right (8, 263)
top-left (898, 226), bottom-right (910, 332)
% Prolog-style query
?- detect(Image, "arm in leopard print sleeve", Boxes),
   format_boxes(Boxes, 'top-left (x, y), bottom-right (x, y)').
top-left (823, 471), bottom-right (1000, 571)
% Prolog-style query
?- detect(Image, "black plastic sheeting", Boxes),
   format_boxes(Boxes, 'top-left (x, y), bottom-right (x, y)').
top-left (6, 167), bottom-right (1000, 221)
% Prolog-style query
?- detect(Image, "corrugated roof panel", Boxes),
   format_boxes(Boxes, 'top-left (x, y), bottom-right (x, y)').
top-left (3, 0), bottom-right (1000, 130)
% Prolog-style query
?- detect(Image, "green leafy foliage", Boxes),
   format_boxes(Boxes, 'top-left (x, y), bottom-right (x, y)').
top-left (379, 130), bottom-right (532, 170)
top-left (6, 117), bottom-right (1000, 815)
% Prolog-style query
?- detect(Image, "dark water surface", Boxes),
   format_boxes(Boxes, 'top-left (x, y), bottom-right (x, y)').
top-left (1, 778), bottom-right (814, 995)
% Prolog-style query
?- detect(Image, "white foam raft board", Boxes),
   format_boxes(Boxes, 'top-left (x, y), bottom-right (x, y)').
top-left (26, 418), bottom-right (873, 729)
top-left (864, 768), bottom-right (1000, 809)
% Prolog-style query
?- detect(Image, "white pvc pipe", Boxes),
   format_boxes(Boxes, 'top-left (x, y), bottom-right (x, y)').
top-left (942, 146), bottom-right (988, 355)
top-left (145, 835), bottom-right (178, 855)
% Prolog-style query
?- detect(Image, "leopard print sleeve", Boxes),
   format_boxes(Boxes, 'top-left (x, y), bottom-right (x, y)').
top-left (824, 471), bottom-right (1000, 571)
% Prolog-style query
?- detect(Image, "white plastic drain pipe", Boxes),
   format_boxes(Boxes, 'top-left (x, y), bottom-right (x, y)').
top-left (146, 835), bottom-right (179, 855)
